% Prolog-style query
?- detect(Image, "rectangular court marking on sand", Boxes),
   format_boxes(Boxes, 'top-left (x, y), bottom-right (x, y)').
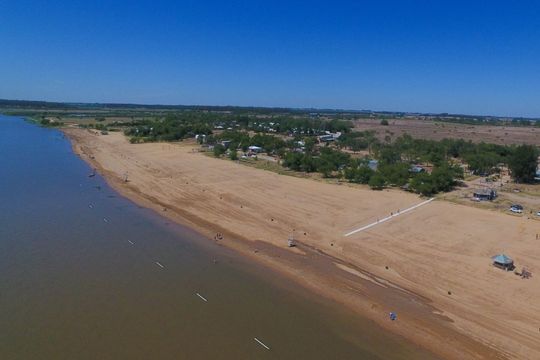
top-left (344, 198), bottom-right (435, 237)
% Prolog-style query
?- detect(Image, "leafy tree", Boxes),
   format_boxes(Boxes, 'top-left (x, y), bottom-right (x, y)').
top-left (229, 149), bottom-right (238, 160)
top-left (344, 166), bottom-right (374, 184)
top-left (304, 137), bottom-right (316, 152)
top-left (213, 144), bottom-right (226, 157)
top-left (430, 166), bottom-right (456, 192)
top-left (409, 173), bottom-right (435, 196)
top-left (464, 152), bottom-right (500, 175)
top-left (379, 163), bottom-right (410, 186)
top-left (368, 173), bottom-right (385, 190)
top-left (508, 145), bottom-right (539, 183)
top-left (378, 146), bottom-right (401, 165)
top-left (318, 162), bottom-right (334, 178)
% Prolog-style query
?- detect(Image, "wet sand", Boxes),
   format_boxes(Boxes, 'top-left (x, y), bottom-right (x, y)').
top-left (65, 128), bottom-right (540, 359)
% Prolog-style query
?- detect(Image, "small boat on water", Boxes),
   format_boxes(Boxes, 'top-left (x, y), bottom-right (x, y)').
top-left (88, 168), bottom-right (96, 177)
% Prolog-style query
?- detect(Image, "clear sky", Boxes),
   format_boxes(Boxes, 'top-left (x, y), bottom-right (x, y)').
top-left (1, 1), bottom-right (539, 117)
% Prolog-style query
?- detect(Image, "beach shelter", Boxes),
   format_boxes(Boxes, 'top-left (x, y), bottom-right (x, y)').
top-left (491, 254), bottom-right (514, 271)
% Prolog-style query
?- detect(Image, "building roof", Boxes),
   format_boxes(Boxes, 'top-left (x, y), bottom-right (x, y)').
top-left (368, 160), bottom-right (379, 171)
top-left (491, 254), bottom-right (513, 264)
top-left (474, 189), bottom-right (495, 196)
top-left (410, 165), bottom-right (425, 173)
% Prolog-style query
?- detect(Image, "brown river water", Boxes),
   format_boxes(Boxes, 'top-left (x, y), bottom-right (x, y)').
top-left (0, 116), bottom-right (437, 359)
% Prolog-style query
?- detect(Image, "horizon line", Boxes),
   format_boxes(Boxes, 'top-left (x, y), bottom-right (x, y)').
top-left (1, 98), bottom-right (538, 121)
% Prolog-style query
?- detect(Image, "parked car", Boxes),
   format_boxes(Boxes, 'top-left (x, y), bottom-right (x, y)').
top-left (536, 210), bottom-right (540, 216)
top-left (510, 204), bottom-right (523, 214)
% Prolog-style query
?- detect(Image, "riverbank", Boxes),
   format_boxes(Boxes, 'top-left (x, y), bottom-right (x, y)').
top-left (65, 128), bottom-right (540, 359)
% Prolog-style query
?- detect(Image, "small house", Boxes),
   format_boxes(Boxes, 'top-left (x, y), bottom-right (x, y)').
top-left (409, 165), bottom-right (425, 174)
top-left (220, 140), bottom-right (232, 148)
top-left (318, 131), bottom-right (342, 142)
top-left (473, 189), bottom-right (497, 201)
top-left (248, 145), bottom-right (263, 153)
top-left (368, 160), bottom-right (379, 171)
top-left (491, 254), bottom-right (514, 271)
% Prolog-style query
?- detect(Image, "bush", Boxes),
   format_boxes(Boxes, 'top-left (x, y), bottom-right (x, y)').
top-left (344, 166), bottom-right (374, 184)
top-left (409, 173), bottom-right (435, 196)
top-left (368, 173), bottom-right (385, 190)
top-left (508, 145), bottom-right (539, 183)
top-left (213, 144), bottom-right (226, 157)
top-left (380, 119), bottom-right (389, 126)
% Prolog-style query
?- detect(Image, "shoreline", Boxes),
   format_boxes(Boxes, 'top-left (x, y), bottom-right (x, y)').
top-left (64, 128), bottom-right (514, 359)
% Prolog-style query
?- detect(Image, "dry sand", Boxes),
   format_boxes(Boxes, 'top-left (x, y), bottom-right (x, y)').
top-left (353, 118), bottom-right (540, 145)
top-left (65, 128), bottom-right (540, 359)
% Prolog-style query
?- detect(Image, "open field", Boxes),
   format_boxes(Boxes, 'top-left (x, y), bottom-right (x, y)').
top-left (65, 128), bottom-right (540, 359)
top-left (353, 118), bottom-right (540, 145)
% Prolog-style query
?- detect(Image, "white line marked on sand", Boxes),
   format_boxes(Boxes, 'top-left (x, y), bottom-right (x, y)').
top-left (127, 240), bottom-right (134, 245)
top-left (254, 338), bottom-right (270, 350)
top-left (155, 261), bottom-right (164, 269)
top-left (344, 198), bottom-right (435, 237)
top-left (196, 293), bottom-right (208, 302)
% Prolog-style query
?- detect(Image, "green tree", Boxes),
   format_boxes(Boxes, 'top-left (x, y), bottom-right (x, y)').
top-left (304, 137), bottom-right (316, 152)
top-left (344, 166), bottom-right (374, 184)
top-left (368, 173), bottom-right (385, 190)
top-left (508, 145), bottom-right (539, 183)
top-left (379, 163), bottom-right (410, 186)
top-left (213, 144), bottom-right (226, 157)
top-left (380, 119), bottom-right (389, 126)
top-left (409, 173), bottom-right (435, 196)
top-left (378, 146), bottom-right (401, 165)
top-left (229, 149), bottom-right (238, 160)
top-left (318, 162), bottom-right (334, 178)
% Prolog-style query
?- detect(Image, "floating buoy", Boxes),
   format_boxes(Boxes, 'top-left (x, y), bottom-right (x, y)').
top-left (254, 338), bottom-right (270, 350)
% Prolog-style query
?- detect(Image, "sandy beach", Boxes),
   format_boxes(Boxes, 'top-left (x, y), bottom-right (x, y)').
top-left (65, 128), bottom-right (540, 359)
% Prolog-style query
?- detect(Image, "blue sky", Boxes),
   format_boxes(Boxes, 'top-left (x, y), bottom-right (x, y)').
top-left (1, 1), bottom-right (540, 117)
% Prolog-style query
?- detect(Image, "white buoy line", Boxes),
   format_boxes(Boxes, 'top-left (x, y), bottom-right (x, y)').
top-left (96, 196), bottom-right (274, 353)
top-left (196, 293), bottom-right (208, 302)
top-left (344, 198), bottom-right (435, 237)
top-left (254, 337), bottom-right (270, 350)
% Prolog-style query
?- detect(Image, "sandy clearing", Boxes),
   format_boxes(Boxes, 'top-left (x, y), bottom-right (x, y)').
top-left (65, 129), bottom-right (540, 359)
top-left (353, 118), bottom-right (540, 145)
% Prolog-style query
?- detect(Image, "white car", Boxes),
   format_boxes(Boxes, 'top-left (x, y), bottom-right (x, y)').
top-left (510, 205), bottom-right (523, 214)
top-left (537, 211), bottom-right (540, 216)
